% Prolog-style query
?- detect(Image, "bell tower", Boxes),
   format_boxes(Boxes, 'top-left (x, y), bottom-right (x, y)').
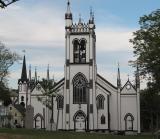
top-left (18, 55), bottom-right (29, 108)
top-left (64, 0), bottom-right (97, 130)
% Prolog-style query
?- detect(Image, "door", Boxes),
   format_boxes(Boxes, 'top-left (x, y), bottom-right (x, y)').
top-left (75, 113), bottom-right (86, 131)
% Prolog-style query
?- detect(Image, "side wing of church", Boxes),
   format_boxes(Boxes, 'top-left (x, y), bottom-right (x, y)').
top-left (17, 1), bottom-right (140, 134)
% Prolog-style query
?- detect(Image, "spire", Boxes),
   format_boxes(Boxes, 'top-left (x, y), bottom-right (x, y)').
top-left (78, 14), bottom-right (82, 24)
top-left (89, 7), bottom-right (94, 24)
top-left (21, 55), bottom-right (27, 81)
top-left (29, 65), bottom-right (31, 81)
top-left (47, 64), bottom-right (50, 81)
top-left (35, 67), bottom-right (37, 83)
top-left (65, 0), bottom-right (72, 20)
top-left (67, 0), bottom-right (71, 14)
top-left (117, 62), bottom-right (121, 88)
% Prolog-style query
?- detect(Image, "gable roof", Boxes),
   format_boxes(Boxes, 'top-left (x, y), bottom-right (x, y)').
top-left (54, 78), bottom-right (65, 90)
top-left (121, 80), bottom-right (137, 92)
top-left (14, 104), bottom-right (26, 116)
top-left (31, 83), bottom-right (45, 95)
top-left (96, 82), bottom-right (111, 95)
top-left (97, 74), bottom-right (117, 90)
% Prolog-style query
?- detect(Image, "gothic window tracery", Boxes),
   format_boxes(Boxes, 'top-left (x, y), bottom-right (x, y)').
top-left (73, 39), bottom-right (86, 63)
top-left (57, 95), bottom-right (64, 110)
top-left (96, 94), bottom-right (105, 109)
top-left (73, 73), bottom-right (87, 104)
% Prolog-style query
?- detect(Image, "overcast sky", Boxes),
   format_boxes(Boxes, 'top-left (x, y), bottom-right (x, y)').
top-left (0, 0), bottom-right (160, 89)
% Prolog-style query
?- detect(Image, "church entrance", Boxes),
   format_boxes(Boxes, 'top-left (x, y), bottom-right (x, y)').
top-left (34, 113), bottom-right (44, 129)
top-left (74, 111), bottom-right (86, 131)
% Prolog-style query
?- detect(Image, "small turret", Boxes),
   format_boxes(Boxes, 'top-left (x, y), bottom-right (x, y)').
top-left (117, 63), bottom-right (121, 89)
top-left (89, 8), bottom-right (95, 29)
top-left (28, 65), bottom-right (31, 82)
top-left (65, 0), bottom-right (73, 30)
top-left (47, 64), bottom-right (50, 81)
top-left (35, 67), bottom-right (37, 84)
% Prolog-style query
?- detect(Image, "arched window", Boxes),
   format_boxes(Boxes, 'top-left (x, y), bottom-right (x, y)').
top-left (101, 115), bottom-right (106, 124)
top-left (73, 73), bottom-right (88, 104)
top-left (96, 95), bottom-right (105, 109)
top-left (73, 39), bottom-right (86, 63)
top-left (79, 39), bottom-right (86, 63)
top-left (124, 113), bottom-right (134, 131)
top-left (57, 95), bottom-right (64, 110)
top-left (21, 96), bottom-right (24, 101)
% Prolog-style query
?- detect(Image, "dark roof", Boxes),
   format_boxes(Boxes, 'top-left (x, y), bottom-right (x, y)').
top-left (14, 104), bottom-right (26, 116)
top-left (97, 74), bottom-right (117, 90)
top-left (18, 55), bottom-right (28, 83)
top-left (54, 78), bottom-right (65, 90)
top-left (96, 82), bottom-right (111, 95)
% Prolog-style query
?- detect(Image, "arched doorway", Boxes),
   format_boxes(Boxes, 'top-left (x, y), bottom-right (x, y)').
top-left (74, 111), bottom-right (86, 131)
top-left (124, 113), bottom-right (134, 131)
top-left (34, 113), bottom-right (44, 129)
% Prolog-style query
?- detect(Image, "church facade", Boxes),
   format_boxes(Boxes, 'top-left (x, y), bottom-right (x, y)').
top-left (18, 1), bottom-right (140, 133)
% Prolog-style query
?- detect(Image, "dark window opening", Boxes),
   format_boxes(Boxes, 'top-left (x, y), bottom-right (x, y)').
top-left (96, 95), bottom-right (105, 109)
top-left (73, 39), bottom-right (86, 63)
top-left (57, 96), bottom-right (64, 110)
top-left (101, 115), bottom-right (106, 124)
top-left (73, 74), bottom-right (88, 104)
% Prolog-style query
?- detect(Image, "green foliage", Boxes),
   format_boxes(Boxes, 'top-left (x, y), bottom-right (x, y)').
top-left (130, 9), bottom-right (160, 131)
top-left (0, 42), bottom-right (20, 83)
top-left (0, 82), bottom-right (11, 106)
top-left (130, 9), bottom-right (160, 91)
top-left (0, 42), bottom-right (20, 106)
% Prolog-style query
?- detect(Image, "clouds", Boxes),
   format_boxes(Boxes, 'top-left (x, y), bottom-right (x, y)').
top-left (0, 3), bottom-right (64, 47)
top-left (0, 0), bottom-right (144, 89)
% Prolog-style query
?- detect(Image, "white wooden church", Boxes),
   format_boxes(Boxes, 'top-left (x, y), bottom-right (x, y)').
top-left (17, 1), bottom-right (140, 134)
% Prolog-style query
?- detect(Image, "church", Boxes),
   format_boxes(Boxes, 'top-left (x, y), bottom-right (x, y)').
top-left (17, 1), bottom-right (140, 134)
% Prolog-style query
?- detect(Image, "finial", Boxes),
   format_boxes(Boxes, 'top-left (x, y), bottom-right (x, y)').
top-left (117, 62), bottom-right (121, 88)
top-left (90, 7), bottom-right (93, 18)
top-left (67, 0), bottom-right (70, 5)
top-left (66, 0), bottom-right (71, 13)
top-left (128, 74), bottom-right (130, 81)
top-left (79, 13), bottom-right (82, 23)
top-left (47, 64), bottom-right (50, 81)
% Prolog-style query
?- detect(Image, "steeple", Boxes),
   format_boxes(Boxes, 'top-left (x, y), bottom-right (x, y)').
top-left (35, 67), bottom-right (37, 83)
top-left (19, 55), bottom-right (28, 83)
top-left (28, 65), bottom-right (31, 81)
top-left (117, 63), bottom-right (121, 88)
top-left (89, 8), bottom-right (94, 24)
top-left (88, 8), bottom-right (95, 30)
top-left (47, 64), bottom-right (50, 81)
top-left (65, 0), bottom-right (73, 29)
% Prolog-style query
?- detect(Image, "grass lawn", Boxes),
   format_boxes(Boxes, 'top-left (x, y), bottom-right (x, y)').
top-left (0, 128), bottom-right (154, 139)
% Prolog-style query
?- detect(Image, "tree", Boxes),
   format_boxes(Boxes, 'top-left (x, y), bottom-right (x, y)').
top-left (130, 9), bottom-right (160, 132)
top-left (0, 42), bottom-right (19, 105)
top-left (130, 9), bottom-right (160, 92)
top-left (0, 42), bottom-right (20, 83)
